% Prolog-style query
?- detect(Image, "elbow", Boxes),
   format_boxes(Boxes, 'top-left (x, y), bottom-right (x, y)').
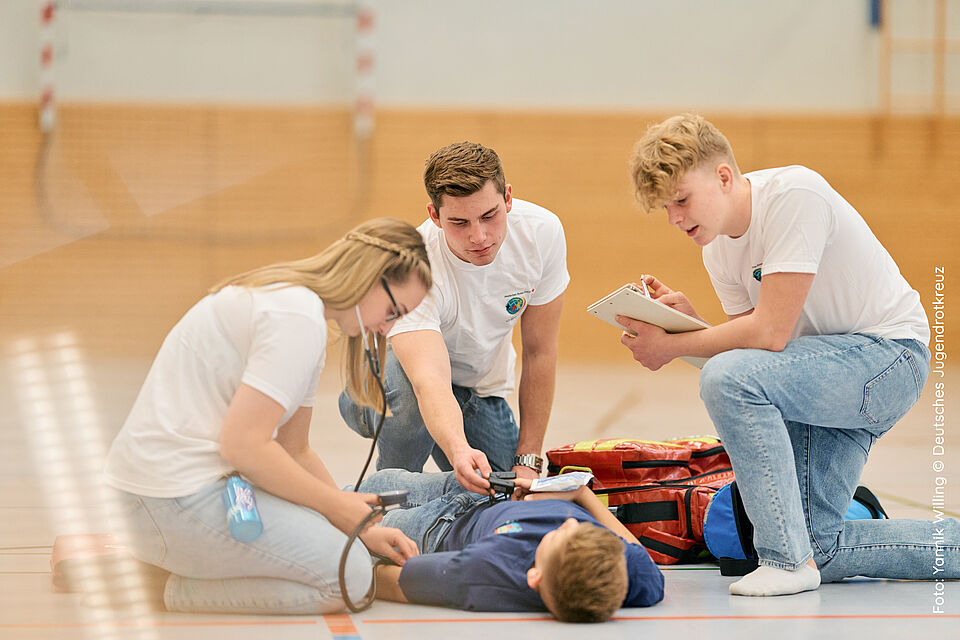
top-left (653, 572), bottom-right (666, 605)
top-left (626, 567), bottom-right (665, 608)
top-left (219, 439), bottom-right (243, 469)
top-left (746, 316), bottom-right (793, 352)
top-left (761, 332), bottom-right (791, 352)
top-left (407, 373), bottom-right (449, 401)
top-left (521, 343), bottom-right (558, 366)
top-left (219, 433), bottom-right (258, 470)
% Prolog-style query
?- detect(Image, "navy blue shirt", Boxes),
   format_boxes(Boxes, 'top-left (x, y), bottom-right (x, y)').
top-left (397, 500), bottom-right (664, 612)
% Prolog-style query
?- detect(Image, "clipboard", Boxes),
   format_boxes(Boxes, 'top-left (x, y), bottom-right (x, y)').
top-left (586, 283), bottom-right (711, 368)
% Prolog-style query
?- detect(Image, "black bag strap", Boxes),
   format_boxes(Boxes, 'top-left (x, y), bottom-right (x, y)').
top-left (729, 482), bottom-right (757, 558)
top-left (622, 460), bottom-right (690, 470)
top-left (853, 486), bottom-right (888, 519)
top-left (593, 468), bottom-right (734, 496)
top-left (616, 501), bottom-right (679, 525)
top-left (638, 535), bottom-right (704, 564)
top-left (718, 557), bottom-right (759, 576)
top-left (690, 445), bottom-right (726, 459)
top-left (715, 482), bottom-right (760, 576)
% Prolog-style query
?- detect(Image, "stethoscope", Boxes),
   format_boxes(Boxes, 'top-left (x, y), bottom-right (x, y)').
top-left (338, 305), bottom-right (407, 613)
top-left (352, 304), bottom-right (385, 488)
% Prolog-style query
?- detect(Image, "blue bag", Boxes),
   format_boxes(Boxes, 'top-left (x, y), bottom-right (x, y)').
top-left (703, 481), bottom-right (888, 576)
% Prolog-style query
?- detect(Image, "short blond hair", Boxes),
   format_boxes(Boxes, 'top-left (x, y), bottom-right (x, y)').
top-left (541, 523), bottom-right (628, 623)
top-left (629, 113), bottom-right (739, 212)
top-left (424, 141), bottom-right (506, 211)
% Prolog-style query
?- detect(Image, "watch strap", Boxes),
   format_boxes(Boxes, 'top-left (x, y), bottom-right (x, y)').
top-left (513, 454), bottom-right (543, 473)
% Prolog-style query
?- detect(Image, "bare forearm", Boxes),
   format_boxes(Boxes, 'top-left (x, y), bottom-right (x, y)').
top-left (375, 565), bottom-right (408, 602)
top-left (662, 272), bottom-right (810, 360)
top-left (227, 441), bottom-right (346, 520)
top-left (412, 383), bottom-right (469, 459)
top-left (288, 448), bottom-right (339, 489)
top-left (391, 332), bottom-right (471, 461)
top-left (667, 313), bottom-right (786, 359)
top-left (517, 350), bottom-right (557, 456)
top-left (574, 489), bottom-right (641, 545)
top-left (273, 406), bottom-right (339, 489)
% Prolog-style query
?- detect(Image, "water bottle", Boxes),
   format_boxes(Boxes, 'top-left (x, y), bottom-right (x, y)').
top-left (222, 474), bottom-right (263, 542)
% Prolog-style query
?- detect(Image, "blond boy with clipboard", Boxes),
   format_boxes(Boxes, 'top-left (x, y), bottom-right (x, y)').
top-left (621, 114), bottom-right (955, 596)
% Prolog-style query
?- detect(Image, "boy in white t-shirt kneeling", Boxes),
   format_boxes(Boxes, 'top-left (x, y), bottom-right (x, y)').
top-left (621, 113), bottom-right (958, 596)
top-left (339, 142), bottom-right (569, 495)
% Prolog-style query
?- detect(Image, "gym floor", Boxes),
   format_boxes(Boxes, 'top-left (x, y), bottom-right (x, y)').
top-left (1, 350), bottom-right (956, 639)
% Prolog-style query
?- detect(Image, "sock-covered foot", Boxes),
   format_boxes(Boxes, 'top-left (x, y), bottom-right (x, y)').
top-left (729, 564), bottom-right (820, 596)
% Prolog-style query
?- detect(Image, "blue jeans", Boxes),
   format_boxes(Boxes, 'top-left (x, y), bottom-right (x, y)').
top-left (114, 479), bottom-right (373, 614)
top-left (356, 469), bottom-right (490, 552)
top-left (339, 348), bottom-right (519, 473)
top-left (700, 334), bottom-right (959, 580)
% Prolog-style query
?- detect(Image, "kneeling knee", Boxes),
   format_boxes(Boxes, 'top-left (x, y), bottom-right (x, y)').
top-left (699, 351), bottom-right (747, 406)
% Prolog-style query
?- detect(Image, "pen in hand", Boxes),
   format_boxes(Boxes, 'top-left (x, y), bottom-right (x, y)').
top-left (639, 275), bottom-right (651, 298)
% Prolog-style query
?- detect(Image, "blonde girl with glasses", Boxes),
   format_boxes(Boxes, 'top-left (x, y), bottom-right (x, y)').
top-left (104, 218), bottom-right (431, 614)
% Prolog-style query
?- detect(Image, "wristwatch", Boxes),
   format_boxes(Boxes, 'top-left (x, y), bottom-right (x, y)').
top-left (513, 454), bottom-right (543, 474)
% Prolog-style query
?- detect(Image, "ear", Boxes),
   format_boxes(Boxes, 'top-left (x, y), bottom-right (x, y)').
top-left (503, 183), bottom-right (513, 213)
top-left (427, 202), bottom-right (442, 228)
top-left (717, 164), bottom-right (735, 192)
top-left (526, 566), bottom-right (542, 591)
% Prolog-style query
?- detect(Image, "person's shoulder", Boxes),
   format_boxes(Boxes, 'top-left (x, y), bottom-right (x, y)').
top-left (702, 238), bottom-right (724, 266)
top-left (415, 218), bottom-right (453, 267)
top-left (249, 285), bottom-right (326, 324)
top-left (208, 285), bottom-right (247, 306)
top-left (508, 198), bottom-right (564, 230)
top-left (250, 283), bottom-right (317, 305)
top-left (622, 542), bottom-right (665, 606)
top-left (506, 199), bottom-right (565, 256)
top-left (750, 165), bottom-right (831, 196)
top-left (415, 218), bottom-right (443, 251)
top-left (416, 217), bottom-right (439, 238)
top-left (411, 222), bottom-right (453, 298)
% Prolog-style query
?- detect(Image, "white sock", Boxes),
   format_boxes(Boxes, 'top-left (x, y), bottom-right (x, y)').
top-left (729, 564), bottom-right (821, 597)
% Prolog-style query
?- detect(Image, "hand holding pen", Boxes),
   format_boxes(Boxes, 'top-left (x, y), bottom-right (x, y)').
top-left (638, 274), bottom-right (704, 322)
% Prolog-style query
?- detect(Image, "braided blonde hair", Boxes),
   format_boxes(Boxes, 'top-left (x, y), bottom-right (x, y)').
top-left (344, 231), bottom-right (422, 265)
top-left (211, 218), bottom-right (431, 411)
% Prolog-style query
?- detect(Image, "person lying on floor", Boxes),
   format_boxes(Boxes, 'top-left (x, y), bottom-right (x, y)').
top-left (357, 469), bottom-right (664, 622)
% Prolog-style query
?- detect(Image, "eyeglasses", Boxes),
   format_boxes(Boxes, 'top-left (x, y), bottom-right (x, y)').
top-left (381, 277), bottom-right (402, 322)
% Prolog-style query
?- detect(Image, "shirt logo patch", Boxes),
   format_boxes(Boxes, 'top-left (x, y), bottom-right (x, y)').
top-left (505, 297), bottom-right (526, 315)
top-left (494, 522), bottom-right (522, 535)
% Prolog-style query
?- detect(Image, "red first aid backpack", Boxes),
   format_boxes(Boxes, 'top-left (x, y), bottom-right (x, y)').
top-left (546, 437), bottom-right (734, 564)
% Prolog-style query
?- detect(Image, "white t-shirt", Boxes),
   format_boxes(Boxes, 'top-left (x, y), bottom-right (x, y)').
top-left (703, 166), bottom-right (929, 344)
top-left (389, 199), bottom-right (569, 397)
top-left (104, 285), bottom-right (327, 498)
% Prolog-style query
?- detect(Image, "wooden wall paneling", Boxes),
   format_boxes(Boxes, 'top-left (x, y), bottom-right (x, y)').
top-left (1, 103), bottom-right (956, 362)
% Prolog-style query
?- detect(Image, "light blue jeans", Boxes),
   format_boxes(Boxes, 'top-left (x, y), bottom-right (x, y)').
top-left (355, 469), bottom-right (490, 553)
top-left (114, 478), bottom-right (372, 614)
top-left (339, 348), bottom-right (519, 473)
top-left (699, 334), bottom-right (959, 581)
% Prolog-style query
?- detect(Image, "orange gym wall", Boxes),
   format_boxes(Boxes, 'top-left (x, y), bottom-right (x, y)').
top-left (2, 102), bottom-right (957, 362)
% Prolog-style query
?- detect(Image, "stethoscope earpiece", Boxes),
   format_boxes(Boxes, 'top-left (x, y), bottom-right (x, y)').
top-left (355, 305), bottom-right (381, 378)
